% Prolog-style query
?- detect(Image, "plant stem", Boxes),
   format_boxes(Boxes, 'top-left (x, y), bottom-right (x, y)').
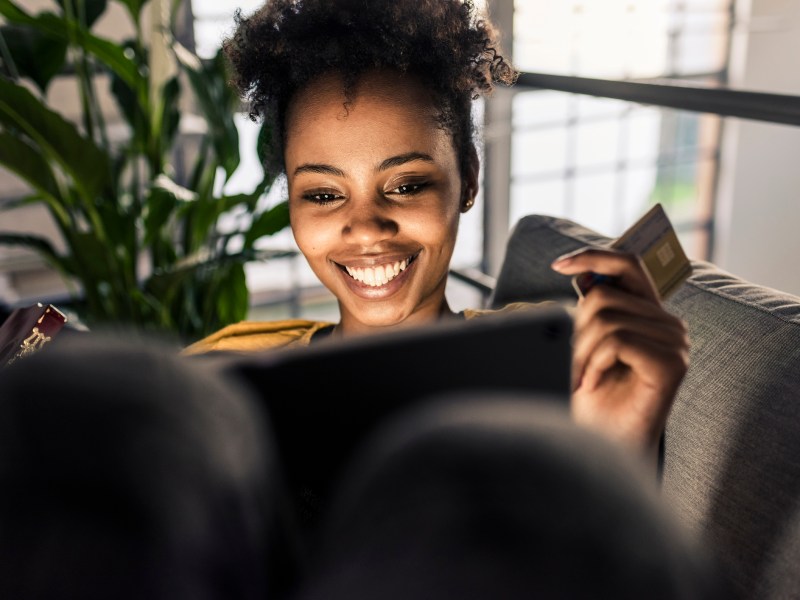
top-left (0, 29), bottom-right (20, 80)
top-left (62, 0), bottom-right (95, 144)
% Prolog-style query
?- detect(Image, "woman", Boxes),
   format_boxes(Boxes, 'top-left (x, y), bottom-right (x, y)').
top-left (185, 0), bottom-right (689, 469)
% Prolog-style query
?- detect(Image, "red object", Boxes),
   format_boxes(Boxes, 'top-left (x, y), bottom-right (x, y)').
top-left (0, 303), bottom-right (68, 368)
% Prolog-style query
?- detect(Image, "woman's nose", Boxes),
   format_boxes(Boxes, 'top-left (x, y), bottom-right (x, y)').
top-left (341, 200), bottom-right (398, 246)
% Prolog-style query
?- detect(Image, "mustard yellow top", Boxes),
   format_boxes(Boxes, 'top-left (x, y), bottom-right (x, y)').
top-left (182, 302), bottom-right (544, 356)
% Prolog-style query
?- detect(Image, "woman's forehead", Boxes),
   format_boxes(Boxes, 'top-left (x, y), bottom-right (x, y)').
top-left (286, 70), bottom-right (440, 130)
top-left (284, 70), bottom-right (455, 165)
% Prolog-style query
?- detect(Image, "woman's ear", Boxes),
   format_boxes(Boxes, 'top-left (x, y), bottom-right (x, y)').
top-left (461, 144), bottom-right (480, 213)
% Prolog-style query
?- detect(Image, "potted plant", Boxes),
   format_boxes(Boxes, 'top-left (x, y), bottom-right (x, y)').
top-left (0, 0), bottom-right (290, 344)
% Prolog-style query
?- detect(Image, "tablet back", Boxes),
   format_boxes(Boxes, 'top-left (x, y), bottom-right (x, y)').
top-left (211, 304), bottom-right (573, 508)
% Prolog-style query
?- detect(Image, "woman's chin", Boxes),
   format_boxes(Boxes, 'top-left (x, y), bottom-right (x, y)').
top-left (339, 306), bottom-right (415, 334)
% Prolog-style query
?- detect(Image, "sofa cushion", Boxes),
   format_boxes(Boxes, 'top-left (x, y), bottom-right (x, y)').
top-left (491, 213), bottom-right (800, 600)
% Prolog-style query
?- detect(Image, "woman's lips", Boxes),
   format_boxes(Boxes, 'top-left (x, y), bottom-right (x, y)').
top-left (334, 252), bottom-right (419, 297)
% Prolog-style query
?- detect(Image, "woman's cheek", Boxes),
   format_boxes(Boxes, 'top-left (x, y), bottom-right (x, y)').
top-left (297, 215), bottom-right (337, 256)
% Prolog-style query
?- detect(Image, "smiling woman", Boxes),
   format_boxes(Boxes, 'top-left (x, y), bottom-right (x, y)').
top-left (184, 0), bottom-right (514, 345)
top-left (183, 0), bottom-right (690, 473)
top-left (285, 70), bottom-right (471, 334)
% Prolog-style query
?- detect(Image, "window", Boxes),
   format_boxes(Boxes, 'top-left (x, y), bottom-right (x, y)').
top-left (494, 0), bottom-right (733, 263)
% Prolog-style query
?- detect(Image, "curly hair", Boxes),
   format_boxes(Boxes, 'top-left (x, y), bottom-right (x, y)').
top-left (222, 0), bottom-right (517, 180)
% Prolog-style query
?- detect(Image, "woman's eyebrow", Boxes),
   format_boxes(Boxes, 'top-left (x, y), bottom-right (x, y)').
top-left (293, 163), bottom-right (346, 177)
top-left (377, 152), bottom-right (435, 171)
top-left (292, 152), bottom-right (434, 178)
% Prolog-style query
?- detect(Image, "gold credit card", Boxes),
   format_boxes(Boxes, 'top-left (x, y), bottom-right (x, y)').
top-left (572, 203), bottom-right (692, 300)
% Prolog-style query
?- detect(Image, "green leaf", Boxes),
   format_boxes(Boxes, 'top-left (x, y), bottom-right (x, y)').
top-left (181, 185), bottom-right (269, 254)
top-left (147, 173), bottom-right (206, 256)
top-left (152, 173), bottom-right (199, 204)
top-left (0, 24), bottom-right (67, 92)
top-left (0, 0), bottom-right (32, 25)
top-left (223, 172), bottom-right (273, 214)
top-left (174, 42), bottom-right (240, 178)
top-left (66, 230), bottom-right (139, 321)
top-left (0, 131), bottom-right (62, 202)
top-left (145, 252), bottom-right (252, 342)
top-left (244, 200), bottom-right (290, 247)
top-left (0, 76), bottom-right (110, 199)
top-left (146, 250), bottom-right (250, 291)
top-left (0, 194), bottom-right (44, 211)
top-left (0, 2), bottom-right (142, 90)
top-left (93, 195), bottom-right (138, 270)
top-left (155, 76), bottom-right (181, 158)
top-left (108, 43), bottom-right (148, 151)
top-left (143, 181), bottom-right (186, 273)
top-left (143, 184), bottom-right (180, 246)
top-left (0, 232), bottom-right (67, 272)
top-left (77, 26), bottom-right (142, 89)
top-left (116, 0), bottom-right (149, 24)
top-left (69, 231), bottom-right (120, 283)
top-left (202, 262), bottom-right (248, 332)
top-left (54, 0), bottom-right (107, 28)
top-left (190, 195), bottom-right (225, 253)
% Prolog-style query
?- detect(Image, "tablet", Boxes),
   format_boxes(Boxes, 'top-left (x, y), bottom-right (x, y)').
top-left (205, 303), bottom-right (574, 508)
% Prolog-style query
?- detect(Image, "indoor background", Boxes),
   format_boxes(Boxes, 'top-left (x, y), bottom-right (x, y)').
top-left (1, 0), bottom-right (798, 323)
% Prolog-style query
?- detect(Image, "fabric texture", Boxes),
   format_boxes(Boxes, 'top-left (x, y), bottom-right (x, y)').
top-left (182, 319), bottom-right (336, 356)
top-left (491, 214), bottom-right (800, 600)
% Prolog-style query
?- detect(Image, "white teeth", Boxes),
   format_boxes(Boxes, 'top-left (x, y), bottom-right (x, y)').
top-left (344, 257), bottom-right (413, 287)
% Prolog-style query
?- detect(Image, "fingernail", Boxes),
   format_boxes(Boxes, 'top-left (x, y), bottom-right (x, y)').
top-left (551, 256), bottom-right (572, 269)
top-left (554, 247), bottom-right (586, 262)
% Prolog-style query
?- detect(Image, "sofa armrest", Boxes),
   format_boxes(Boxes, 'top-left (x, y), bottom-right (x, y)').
top-left (492, 213), bottom-right (800, 599)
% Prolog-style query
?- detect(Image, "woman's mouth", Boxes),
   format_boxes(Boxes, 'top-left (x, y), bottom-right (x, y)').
top-left (336, 253), bottom-right (420, 288)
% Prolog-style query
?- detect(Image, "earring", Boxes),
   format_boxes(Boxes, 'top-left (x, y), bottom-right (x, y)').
top-left (462, 196), bottom-right (474, 211)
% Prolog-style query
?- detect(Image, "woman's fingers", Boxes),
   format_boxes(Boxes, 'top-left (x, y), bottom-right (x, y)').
top-left (573, 316), bottom-right (689, 390)
top-left (569, 282), bottom-right (687, 388)
top-left (572, 308), bottom-right (688, 391)
top-left (579, 332), bottom-right (689, 397)
top-left (551, 247), bottom-right (660, 304)
top-left (571, 282), bottom-right (679, 332)
top-left (574, 332), bottom-right (689, 452)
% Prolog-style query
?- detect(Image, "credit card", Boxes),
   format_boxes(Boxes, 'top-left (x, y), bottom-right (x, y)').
top-left (572, 203), bottom-right (692, 300)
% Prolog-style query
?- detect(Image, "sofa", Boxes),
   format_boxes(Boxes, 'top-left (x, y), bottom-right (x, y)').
top-left (490, 213), bottom-right (800, 600)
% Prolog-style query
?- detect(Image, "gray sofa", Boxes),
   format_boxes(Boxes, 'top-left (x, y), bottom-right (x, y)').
top-left (490, 214), bottom-right (800, 600)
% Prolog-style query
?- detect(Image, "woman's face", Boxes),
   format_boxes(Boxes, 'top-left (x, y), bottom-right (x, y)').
top-left (284, 70), bottom-right (475, 336)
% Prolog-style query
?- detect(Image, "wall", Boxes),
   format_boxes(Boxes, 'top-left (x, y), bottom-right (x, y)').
top-left (714, 0), bottom-right (800, 295)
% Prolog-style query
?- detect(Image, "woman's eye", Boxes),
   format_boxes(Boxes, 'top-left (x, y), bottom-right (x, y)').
top-left (389, 182), bottom-right (428, 196)
top-left (303, 191), bottom-right (343, 205)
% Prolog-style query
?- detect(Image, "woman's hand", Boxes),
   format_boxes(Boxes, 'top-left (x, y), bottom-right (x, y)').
top-left (551, 247), bottom-right (690, 468)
